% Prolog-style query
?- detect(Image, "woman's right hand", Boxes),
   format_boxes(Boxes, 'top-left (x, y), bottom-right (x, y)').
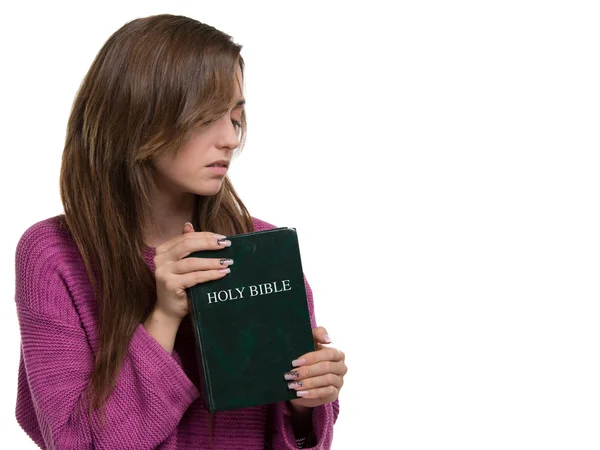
top-left (153, 222), bottom-right (233, 324)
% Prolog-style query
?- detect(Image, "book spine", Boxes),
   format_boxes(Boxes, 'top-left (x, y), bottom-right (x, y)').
top-left (186, 289), bottom-right (215, 412)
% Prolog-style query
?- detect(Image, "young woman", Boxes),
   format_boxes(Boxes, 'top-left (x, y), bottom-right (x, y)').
top-left (14, 14), bottom-right (346, 449)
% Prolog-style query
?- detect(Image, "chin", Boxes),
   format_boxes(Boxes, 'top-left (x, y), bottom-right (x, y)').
top-left (195, 180), bottom-right (224, 196)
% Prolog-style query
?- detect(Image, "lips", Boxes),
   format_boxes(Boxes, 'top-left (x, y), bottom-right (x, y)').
top-left (207, 160), bottom-right (230, 168)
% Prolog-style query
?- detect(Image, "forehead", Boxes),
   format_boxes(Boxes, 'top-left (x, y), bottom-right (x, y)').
top-left (233, 65), bottom-right (243, 99)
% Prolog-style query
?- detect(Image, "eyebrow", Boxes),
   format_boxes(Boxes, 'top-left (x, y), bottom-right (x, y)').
top-left (235, 99), bottom-right (246, 107)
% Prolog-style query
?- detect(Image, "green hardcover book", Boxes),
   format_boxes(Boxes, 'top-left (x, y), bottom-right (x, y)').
top-left (184, 226), bottom-right (315, 412)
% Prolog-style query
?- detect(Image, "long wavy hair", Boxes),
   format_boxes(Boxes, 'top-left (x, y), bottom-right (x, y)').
top-left (59, 13), bottom-right (254, 443)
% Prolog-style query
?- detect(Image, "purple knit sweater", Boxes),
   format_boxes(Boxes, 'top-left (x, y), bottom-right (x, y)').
top-left (14, 215), bottom-right (339, 449)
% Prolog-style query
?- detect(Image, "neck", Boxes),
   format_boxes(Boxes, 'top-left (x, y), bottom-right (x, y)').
top-left (143, 182), bottom-right (197, 248)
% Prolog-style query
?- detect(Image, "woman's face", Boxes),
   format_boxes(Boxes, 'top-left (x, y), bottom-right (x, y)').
top-left (152, 66), bottom-right (244, 197)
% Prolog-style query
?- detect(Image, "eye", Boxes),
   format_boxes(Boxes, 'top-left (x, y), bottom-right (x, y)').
top-left (231, 119), bottom-right (242, 129)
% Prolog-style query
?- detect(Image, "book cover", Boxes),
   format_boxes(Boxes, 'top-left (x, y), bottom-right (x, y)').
top-left (184, 227), bottom-right (316, 412)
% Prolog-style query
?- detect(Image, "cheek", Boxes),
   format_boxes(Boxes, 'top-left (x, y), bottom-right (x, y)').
top-left (152, 156), bottom-right (188, 185)
top-left (152, 135), bottom-right (212, 183)
top-left (155, 149), bottom-right (198, 173)
top-left (169, 161), bottom-right (199, 183)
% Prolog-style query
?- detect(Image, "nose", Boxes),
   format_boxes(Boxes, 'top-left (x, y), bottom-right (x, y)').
top-left (217, 115), bottom-right (241, 151)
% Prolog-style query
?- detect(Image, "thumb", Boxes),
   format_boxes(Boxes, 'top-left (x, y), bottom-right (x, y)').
top-left (312, 326), bottom-right (332, 344)
top-left (183, 222), bottom-right (194, 234)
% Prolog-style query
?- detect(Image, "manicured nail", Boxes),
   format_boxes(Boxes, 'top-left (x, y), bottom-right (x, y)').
top-left (322, 334), bottom-right (332, 343)
top-left (284, 371), bottom-right (299, 380)
top-left (288, 381), bottom-right (303, 389)
top-left (220, 258), bottom-right (234, 266)
top-left (292, 358), bottom-right (306, 367)
top-left (184, 222), bottom-right (194, 229)
top-left (218, 268), bottom-right (231, 273)
top-left (213, 234), bottom-right (227, 239)
top-left (296, 391), bottom-right (310, 397)
top-left (217, 239), bottom-right (231, 246)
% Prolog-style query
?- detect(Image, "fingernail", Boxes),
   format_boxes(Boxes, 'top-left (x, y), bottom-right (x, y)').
top-left (213, 234), bottom-right (227, 239)
top-left (220, 258), bottom-right (234, 266)
top-left (284, 371), bottom-right (299, 380)
top-left (185, 222), bottom-right (194, 229)
top-left (292, 358), bottom-right (306, 367)
top-left (288, 381), bottom-right (303, 389)
top-left (296, 391), bottom-right (310, 397)
top-left (218, 268), bottom-right (231, 273)
top-left (323, 334), bottom-right (332, 343)
top-left (217, 239), bottom-right (231, 246)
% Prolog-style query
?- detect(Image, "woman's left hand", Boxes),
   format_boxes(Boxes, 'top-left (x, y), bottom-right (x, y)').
top-left (285, 326), bottom-right (347, 409)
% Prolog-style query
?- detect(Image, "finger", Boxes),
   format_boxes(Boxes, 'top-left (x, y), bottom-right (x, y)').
top-left (157, 233), bottom-right (231, 263)
top-left (287, 373), bottom-right (343, 391)
top-left (164, 267), bottom-right (232, 296)
top-left (284, 359), bottom-right (347, 380)
top-left (156, 231), bottom-right (222, 255)
top-left (155, 221), bottom-right (227, 256)
top-left (291, 347), bottom-right (345, 367)
top-left (170, 255), bottom-right (234, 275)
top-left (294, 385), bottom-right (338, 402)
top-left (312, 326), bottom-right (332, 344)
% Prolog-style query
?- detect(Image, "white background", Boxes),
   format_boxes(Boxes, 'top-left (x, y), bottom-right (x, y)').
top-left (1, 1), bottom-right (599, 449)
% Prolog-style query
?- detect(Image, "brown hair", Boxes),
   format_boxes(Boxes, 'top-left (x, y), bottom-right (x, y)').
top-left (59, 14), bottom-right (253, 445)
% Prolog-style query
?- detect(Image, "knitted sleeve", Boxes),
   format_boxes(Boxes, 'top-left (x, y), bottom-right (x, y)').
top-left (14, 230), bottom-right (200, 449)
top-left (251, 218), bottom-right (340, 450)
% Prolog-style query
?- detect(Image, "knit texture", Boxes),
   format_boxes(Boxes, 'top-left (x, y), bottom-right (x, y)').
top-left (14, 215), bottom-right (339, 449)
